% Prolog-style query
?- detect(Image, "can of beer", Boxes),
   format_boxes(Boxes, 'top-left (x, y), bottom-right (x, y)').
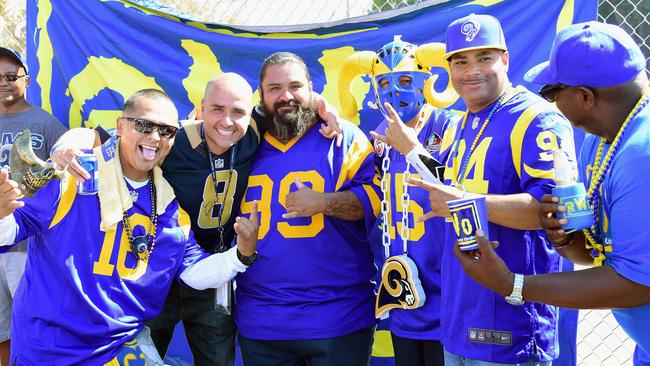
top-left (77, 154), bottom-right (99, 195)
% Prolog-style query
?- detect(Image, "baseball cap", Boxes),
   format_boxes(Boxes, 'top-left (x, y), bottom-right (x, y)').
top-left (444, 14), bottom-right (507, 60)
top-left (525, 21), bottom-right (645, 87)
top-left (0, 47), bottom-right (28, 73)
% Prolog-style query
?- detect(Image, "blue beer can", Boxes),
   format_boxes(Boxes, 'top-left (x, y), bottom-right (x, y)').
top-left (77, 154), bottom-right (99, 195)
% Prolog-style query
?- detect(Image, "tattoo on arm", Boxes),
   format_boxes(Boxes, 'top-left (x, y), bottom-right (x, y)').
top-left (323, 191), bottom-right (364, 221)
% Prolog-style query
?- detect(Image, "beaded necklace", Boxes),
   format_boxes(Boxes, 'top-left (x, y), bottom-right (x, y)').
top-left (123, 170), bottom-right (158, 261)
top-left (450, 86), bottom-right (513, 187)
top-left (583, 94), bottom-right (650, 264)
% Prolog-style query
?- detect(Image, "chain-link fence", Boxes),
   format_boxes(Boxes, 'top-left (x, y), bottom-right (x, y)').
top-left (1, 0), bottom-right (648, 365)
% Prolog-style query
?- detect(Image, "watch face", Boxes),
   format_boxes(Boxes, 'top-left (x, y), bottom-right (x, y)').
top-left (505, 296), bottom-right (524, 306)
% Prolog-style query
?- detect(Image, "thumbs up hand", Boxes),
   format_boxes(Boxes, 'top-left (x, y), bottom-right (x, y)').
top-left (0, 169), bottom-right (25, 219)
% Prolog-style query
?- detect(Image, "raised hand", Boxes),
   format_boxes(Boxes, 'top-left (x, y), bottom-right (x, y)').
top-left (313, 93), bottom-right (343, 147)
top-left (0, 169), bottom-right (24, 219)
top-left (51, 147), bottom-right (90, 181)
top-left (369, 102), bottom-right (420, 155)
top-left (234, 200), bottom-right (259, 257)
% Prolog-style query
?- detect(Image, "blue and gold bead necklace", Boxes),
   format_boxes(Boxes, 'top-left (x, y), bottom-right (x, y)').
top-left (583, 94), bottom-right (650, 265)
top-left (451, 86), bottom-right (514, 187)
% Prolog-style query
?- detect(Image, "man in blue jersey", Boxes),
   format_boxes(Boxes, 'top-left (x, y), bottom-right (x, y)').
top-left (454, 21), bottom-right (650, 366)
top-left (339, 37), bottom-right (458, 366)
top-left (234, 52), bottom-right (381, 365)
top-left (409, 14), bottom-right (577, 365)
top-left (0, 89), bottom-right (260, 365)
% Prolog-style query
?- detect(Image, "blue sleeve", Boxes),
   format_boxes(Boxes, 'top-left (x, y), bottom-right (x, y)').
top-left (605, 152), bottom-right (650, 287)
top-left (13, 179), bottom-right (63, 243)
top-left (517, 110), bottom-right (576, 201)
top-left (336, 123), bottom-right (381, 234)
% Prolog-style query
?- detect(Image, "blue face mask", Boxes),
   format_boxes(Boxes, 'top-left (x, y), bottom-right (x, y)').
top-left (373, 70), bottom-right (429, 123)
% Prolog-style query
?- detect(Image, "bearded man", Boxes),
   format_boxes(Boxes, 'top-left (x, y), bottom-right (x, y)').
top-left (234, 52), bottom-right (381, 366)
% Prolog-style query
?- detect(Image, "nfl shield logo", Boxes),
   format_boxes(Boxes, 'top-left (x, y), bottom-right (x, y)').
top-left (424, 133), bottom-right (442, 155)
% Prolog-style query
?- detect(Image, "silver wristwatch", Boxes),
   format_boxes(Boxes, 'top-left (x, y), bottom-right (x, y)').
top-left (505, 273), bottom-right (525, 305)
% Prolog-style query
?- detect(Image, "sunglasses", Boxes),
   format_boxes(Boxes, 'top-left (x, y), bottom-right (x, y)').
top-left (0, 74), bottom-right (27, 83)
top-left (539, 84), bottom-right (568, 103)
top-left (121, 116), bottom-right (178, 138)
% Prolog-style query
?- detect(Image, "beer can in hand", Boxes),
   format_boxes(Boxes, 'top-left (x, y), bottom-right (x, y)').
top-left (77, 154), bottom-right (99, 195)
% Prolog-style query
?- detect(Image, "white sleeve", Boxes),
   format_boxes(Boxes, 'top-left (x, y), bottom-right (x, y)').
top-left (405, 144), bottom-right (444, 185)
top-left (179, 246), bottom-right (248, 290)
top-left (0, 215), bottom-right (18, 246)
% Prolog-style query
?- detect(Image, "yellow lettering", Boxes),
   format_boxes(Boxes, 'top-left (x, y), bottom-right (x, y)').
top-left (394, 173), bottom-right (425, 241)
top-left (536, 130), bottom-right (559, 161)
top-left (198, 170), bottom-right (238, 229)
top-left (92, 213), bottom-right (149, 281)
top-left (449, 138), bottom-right (491, 194)
top-left (93, 231), bottom-right (115, 276)
top-left (242, 174), bottom-right (274, 239)
top-left (278, 171), bottom-right (325, 238)
top-left (565, 201), bottom-right (575, 212)
top-left (452, 212), bottom-right (461, 237)
top-left (461, 218), bottom-right (473, 236)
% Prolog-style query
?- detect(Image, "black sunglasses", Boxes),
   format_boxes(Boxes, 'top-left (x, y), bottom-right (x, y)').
top-left (0, 74), bottom-right (27, 83)
top-left (121, 116), bottom-right (178, 138)
top-left (539, 84), bottom-right (568, 103)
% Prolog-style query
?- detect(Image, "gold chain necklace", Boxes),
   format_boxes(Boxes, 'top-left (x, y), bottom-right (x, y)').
top-left (451, 86), bottom-right (514, 187)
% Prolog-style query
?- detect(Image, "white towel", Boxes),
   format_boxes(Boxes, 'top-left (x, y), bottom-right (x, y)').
top-left (95, 137), bottom-right (175, 232)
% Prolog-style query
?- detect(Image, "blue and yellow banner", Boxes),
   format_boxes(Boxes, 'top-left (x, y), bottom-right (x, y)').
top-left (27, 0), bottom-right (596, 134)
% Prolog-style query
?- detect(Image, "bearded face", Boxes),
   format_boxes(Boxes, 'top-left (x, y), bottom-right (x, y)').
top-left (259, 61), bottom-right (317, 144)
top-left (265, 97), bottom-right (316, 144)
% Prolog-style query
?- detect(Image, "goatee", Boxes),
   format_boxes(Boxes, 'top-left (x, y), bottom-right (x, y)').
top-left (266, 99), bottom-right (316, 144)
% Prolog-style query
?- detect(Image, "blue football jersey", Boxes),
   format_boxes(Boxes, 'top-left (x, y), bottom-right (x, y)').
top-left (9, 144), bottom-right (207, 365)
top-left (235, 116), bottom-right (381, 340)
top-left (439, 86), bottom-right (575, 363)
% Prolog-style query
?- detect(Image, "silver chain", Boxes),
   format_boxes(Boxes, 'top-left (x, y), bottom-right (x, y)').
top-left (379, 107), bottom-right (428, 258)
top-left (380, 144), bottom-right (392, 259)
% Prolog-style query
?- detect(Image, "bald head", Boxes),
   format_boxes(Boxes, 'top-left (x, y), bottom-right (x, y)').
top-left (204, 72), bottom-right (253, 101)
